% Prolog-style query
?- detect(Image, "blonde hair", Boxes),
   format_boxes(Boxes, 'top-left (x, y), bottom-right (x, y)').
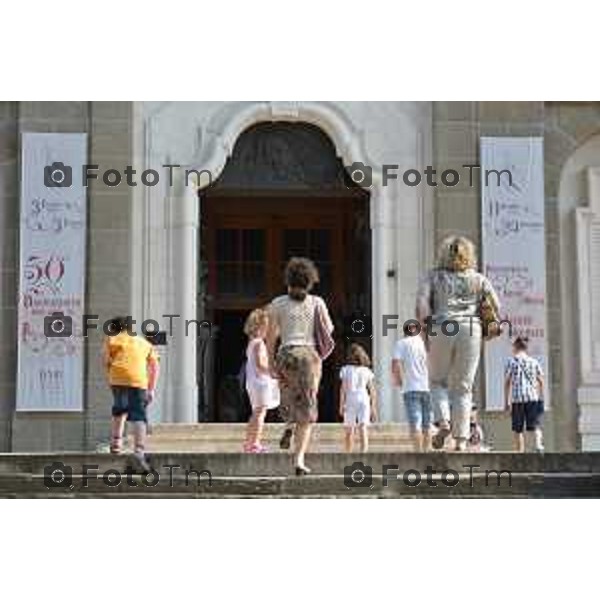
top-left (436, 235), bottom-right (476, 272)
top-left (346, 343), bottom-right (371, 367)
top-left (244, 308), bottom-right (269, 337)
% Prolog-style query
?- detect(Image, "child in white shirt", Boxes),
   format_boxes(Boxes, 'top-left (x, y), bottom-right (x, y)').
top-left (392, 322), bottom-right (432, 452)
top-left (244, 308), bottom-right (280, 453)
top-left (339, 343), bottom-right (377, 452)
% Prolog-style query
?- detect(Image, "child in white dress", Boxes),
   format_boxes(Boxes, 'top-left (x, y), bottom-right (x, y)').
top-left (339, 343), bottom-right (377, 452)
top-left (244, 308), bottom-right (280, 453)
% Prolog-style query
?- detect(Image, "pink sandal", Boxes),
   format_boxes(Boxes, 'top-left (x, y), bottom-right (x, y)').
top-left (243, 442), bottom-right (269, 453)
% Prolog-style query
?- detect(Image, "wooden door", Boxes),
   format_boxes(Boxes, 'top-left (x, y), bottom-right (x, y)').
top-left (201, 196), bottom-right (366, 421)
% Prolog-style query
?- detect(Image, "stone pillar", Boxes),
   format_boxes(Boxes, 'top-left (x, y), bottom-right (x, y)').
top-left (371, 183), bottom-right (395, 421)
top-left (576, 167), bottom-right (600, 449)
top-left (0, 101), bottom-right (18, 451)
top-left (165, 175), bottom-right (198, 422)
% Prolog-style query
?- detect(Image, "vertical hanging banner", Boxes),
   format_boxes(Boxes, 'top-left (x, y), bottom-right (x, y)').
top-left (481, 137), bottom-right (550, 411)
top-left (17, 133), bottom-right (87, 411)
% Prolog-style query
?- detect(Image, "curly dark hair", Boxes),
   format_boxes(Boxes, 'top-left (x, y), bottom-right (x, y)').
top-left (284, 257), bottom-right (319, 301)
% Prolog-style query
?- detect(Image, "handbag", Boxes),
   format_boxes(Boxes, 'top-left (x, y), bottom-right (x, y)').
top-left (479, 279), bottom-right (501, 341)
top-left (313, 297), bottom-right (335, 360)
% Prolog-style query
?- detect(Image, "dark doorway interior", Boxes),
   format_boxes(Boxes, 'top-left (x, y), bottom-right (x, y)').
top-left (198, 122), bottom-right (370, 422)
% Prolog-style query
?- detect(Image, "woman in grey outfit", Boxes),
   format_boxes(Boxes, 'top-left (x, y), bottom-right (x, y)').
top-left (416, 236), bottom-right (500, 451)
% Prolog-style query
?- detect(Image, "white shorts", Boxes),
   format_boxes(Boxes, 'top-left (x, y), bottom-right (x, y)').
top-left (344, 399), bottom-right (370, 426)
top-left (246, 378), bottom-right (280, 410)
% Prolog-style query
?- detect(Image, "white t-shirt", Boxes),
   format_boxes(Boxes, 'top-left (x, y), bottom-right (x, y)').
top-left (339, 365), bottom-right (374, 400)
top-left (392, 335), bottom-right (429, 392)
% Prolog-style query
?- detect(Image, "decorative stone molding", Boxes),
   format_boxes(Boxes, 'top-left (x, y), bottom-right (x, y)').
top-left (576, 167), bottom-right (600, 449)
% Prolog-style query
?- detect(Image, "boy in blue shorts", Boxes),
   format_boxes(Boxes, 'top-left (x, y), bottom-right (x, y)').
top-left (104, 317), bottom-right (160, 471)
top-left (504, 336), bottom-right (545, 453)
top-left (392, 322), bottom-right (432, 452)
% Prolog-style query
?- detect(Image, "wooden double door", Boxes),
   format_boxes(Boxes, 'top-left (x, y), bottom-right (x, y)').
top-left (201, 195), bottom-right (370, 422)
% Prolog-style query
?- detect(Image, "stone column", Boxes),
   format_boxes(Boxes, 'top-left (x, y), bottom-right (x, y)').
top-left (166, 175), bottom-right (198, 422)
top-left (0, 101), bottom-right (18, 451)
top-left (371, 183), bottom-right (397, 422)
top-left (576, 167), bottom-right (600, 450)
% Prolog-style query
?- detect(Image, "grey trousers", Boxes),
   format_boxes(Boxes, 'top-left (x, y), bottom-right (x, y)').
top-left (428, 320), bottom-right (482, 440)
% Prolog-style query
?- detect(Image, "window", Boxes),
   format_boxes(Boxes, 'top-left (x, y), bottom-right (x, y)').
top-left (215, 229), bottom-right (266, 297)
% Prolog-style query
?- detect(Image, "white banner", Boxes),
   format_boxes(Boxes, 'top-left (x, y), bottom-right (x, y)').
top-left (481, 137), bottom-right (550, 411)
top-left (17, 133), bottom-right (87, 411)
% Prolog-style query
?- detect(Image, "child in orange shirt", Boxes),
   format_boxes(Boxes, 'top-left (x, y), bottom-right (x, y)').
top-left (104, 317), bottom-right (160, 472)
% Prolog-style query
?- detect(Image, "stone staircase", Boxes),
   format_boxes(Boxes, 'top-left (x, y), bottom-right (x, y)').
top-left (0, 423), bottom-right (599, 498)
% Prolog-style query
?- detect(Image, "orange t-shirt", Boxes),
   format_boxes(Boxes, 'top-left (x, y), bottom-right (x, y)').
top-left (105, 332), bottom-right (159, 389)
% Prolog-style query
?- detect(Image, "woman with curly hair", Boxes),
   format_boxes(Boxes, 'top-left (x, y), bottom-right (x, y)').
top-left (416, 236), bottom-right (500, 451)
top-left (266, 257), bottom-right (334, 475)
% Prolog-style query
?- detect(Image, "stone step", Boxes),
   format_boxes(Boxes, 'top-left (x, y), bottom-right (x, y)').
top-left (148, 423), bottom-right (412, 439)
top-left (139, 423), bottom-right (414, 452)
top-left (3, 451), bottom-right (600, 475)
top-left (1, 471), bottom-right (600, 498)
top-left (1, 451), bottom-right (600, 497)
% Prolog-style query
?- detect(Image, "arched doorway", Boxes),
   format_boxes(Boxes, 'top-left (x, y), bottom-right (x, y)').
top-left (198, 122), bottom-right (370, 422)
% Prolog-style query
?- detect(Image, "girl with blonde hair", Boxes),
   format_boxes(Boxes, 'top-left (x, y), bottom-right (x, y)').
top-left (243, 307), bottom-right (280, 452)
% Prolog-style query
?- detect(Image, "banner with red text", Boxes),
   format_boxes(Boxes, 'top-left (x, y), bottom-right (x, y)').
top-left (17, 133), bottom-right (87, 411)
top-left (481, 137), bottom-right (550, 410)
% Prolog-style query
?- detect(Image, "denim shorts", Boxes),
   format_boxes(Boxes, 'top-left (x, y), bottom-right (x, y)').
top-left (111, 386), bottom-right (148, 422)
top-left (404, 391), bottom-right (433, 432)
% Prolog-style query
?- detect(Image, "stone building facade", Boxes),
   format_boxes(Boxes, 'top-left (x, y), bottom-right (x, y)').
top-left (0, 101), bottom-right (599, 452)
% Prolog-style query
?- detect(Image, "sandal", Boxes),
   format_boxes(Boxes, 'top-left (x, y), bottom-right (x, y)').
top-left (279, 427), bottom-right (293, 450)
top-left (431, 427), bottom-right (451, 450)
top-left (110, 438), bottom-right (123, 455)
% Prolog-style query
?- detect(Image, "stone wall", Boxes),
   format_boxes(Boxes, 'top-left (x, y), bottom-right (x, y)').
top-left (0, 102), bottom-right (135, 451)
top-left (1, 101), bottom-right (597, 451)
top-left (545, 102), bottom-right (600, 451)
